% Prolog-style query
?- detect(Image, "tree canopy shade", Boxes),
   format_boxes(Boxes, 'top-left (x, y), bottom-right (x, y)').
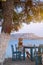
top-left (0, 0), bottom-right (6, 1)
top-left (0, 0), bottom-right (43, 34)
top-left (0, 2), bottom-right (2, 19)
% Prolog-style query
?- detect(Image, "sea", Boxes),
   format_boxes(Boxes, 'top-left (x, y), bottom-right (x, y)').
top-left (5, 39), bottom-right (43, 58)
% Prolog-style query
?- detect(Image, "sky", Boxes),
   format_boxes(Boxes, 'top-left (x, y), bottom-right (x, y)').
top-left (11, 22), bottom-right (43, 37)
top-left (0, 22), bottom-right (43, 37)
top-left (40, 0), bottom-right (43, 1)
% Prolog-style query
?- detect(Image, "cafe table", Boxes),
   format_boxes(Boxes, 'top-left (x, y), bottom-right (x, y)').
top-left (23, 45), bottom-right (39, 61)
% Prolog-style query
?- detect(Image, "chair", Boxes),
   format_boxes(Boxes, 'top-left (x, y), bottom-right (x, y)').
top-left (11, 45), bottom-right (21, 61)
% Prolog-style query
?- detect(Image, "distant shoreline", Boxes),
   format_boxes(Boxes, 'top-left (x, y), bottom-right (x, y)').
top-left (11, 33), bottom-right (43, 40)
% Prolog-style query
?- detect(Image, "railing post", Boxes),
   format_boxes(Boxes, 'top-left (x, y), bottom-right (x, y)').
top-left (23, 47), bottom-right (25, 60)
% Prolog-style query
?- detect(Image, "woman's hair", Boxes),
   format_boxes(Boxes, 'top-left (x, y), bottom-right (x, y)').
top-left (18, 38), bottom-right (23, 41)
top-left (18, 38), bottom-right (23, 46)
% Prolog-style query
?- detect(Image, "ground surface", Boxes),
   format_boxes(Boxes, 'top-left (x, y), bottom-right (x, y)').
top-left (3, 58), bottom-right (35, 65)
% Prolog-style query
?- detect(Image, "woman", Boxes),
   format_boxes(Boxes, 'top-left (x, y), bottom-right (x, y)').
top-left (18, 38), bottom-right (23, 52)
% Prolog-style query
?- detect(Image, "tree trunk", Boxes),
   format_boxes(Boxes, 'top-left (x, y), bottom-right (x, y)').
top-left (0, 1), bottom-right (14, 63)
top-left (0, 33), bottom-right (10, 64)
top-left (2, 0), bottom-right (14, 34)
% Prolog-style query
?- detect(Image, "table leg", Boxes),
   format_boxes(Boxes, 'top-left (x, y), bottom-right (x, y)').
top-left (30, 48), bottom-right (33, 61)
top-left (23, 47), bottom-right (25, 60)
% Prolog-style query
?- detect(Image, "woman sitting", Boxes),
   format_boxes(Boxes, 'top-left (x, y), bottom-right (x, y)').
top-left (18, 38), bottom-right (23, 52)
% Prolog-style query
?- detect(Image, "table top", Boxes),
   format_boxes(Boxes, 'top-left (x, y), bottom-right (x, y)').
top-left (23, 45), bottom-right (39, 48)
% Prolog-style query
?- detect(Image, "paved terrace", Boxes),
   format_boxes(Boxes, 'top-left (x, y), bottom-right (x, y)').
top-left (3, 58), bottom-right (35, 65)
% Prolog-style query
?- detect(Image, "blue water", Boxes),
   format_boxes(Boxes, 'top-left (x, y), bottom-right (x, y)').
top-left (5, 39), bottom-right (43, 58)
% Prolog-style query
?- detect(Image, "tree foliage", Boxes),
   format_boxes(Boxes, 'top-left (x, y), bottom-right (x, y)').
top-left (1, 0), bottom-right (43, 34)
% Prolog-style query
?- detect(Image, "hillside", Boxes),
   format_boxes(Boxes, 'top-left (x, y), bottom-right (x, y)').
top-left (11, 33), bottom-right (43, 40)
